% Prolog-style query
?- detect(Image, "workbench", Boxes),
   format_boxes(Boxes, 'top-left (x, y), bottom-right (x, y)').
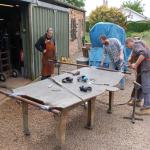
top-left (0, 67), bottom-right (123, 149)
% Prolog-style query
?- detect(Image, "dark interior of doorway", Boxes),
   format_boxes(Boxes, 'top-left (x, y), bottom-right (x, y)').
top-left (0, 4), bottom-right (23, 79)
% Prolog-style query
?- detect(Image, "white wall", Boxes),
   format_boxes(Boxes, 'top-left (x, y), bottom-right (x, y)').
top-left (122, 9), bottom-right (146, 21)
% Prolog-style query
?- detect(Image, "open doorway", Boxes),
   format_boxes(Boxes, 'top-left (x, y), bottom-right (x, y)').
top-left (0, 4), bottom-right (23, 81)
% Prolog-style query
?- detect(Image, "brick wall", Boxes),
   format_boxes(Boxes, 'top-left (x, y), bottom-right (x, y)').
top-left (69, 9), bottom-right (85, 56)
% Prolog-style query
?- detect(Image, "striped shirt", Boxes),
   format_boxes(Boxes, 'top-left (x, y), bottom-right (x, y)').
top-left (103, 38), bottom-right (122, 63)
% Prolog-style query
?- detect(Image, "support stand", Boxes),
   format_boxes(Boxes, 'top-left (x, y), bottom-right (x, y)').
top-left (124, 81), bottom-right (143, 124)
top-left (56, 62), bottom-right (61, 75)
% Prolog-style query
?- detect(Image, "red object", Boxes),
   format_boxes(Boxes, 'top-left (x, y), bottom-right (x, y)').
top-left (20, 49), bottom-right (24, 63)
top-left (145, 58), bottom-right (150, 61)
top-left (42, 40), bottom-right (56, 76)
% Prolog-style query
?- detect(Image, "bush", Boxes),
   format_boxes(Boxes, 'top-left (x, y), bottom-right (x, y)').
top-left (127, 21), bottom-right (150, 32)
top-left (85, 32), bottom-right (90, 43)
top-left (126, 31), bottom-right (133, 37)
top-left (126, 30), bottom-right (150, 45)
top-left (86, 21), bottom-right (90, 32)
top-left (88, 6), bottom-right (127, 29)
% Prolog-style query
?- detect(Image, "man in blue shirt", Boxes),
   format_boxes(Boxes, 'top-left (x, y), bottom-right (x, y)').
top-left (100, 35), bottom-right (125, 90)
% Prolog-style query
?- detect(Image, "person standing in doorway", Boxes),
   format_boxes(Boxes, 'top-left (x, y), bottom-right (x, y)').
top-left (35, 27), bottom-right (56, 80)
top-left (100, 35), bottom-right (125, 90)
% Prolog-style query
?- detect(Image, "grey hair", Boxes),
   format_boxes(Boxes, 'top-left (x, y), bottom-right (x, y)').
top-left (47, 27), bottom-right (53, 32)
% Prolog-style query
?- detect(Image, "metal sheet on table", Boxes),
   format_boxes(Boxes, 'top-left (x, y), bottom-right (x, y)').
top-left (13, 67), bottom-right (123, 109)
top-left (52, 67), bottom-right (124, 100)
top-left (13, 79), bottom-right (81, 108)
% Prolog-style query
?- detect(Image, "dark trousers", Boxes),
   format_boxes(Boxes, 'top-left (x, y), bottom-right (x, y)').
top-left (131, 70), bottom-right (143, 100)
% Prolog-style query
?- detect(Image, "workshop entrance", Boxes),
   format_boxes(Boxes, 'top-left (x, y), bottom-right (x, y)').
top-left (0, 3), bottom-right (27, 81)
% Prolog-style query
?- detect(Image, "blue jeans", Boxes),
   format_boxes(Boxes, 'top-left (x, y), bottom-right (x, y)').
top-left (143, 93), bottom-right (150, 108)
top-left (111, 60), bottom-right (125, 90)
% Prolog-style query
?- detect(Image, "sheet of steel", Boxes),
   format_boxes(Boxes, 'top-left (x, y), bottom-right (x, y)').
top-left (13, 67), bottom-right (123, 109)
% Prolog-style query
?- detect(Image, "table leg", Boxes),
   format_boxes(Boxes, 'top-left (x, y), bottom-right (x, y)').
top-left (107, 91), bottom-right (114, 114)
top-left (85, 97), bottom-right (96, 129)
top-left (22, 101), bottom-right (30, 135)
top-left (56, 110), bottom-right (68, 149)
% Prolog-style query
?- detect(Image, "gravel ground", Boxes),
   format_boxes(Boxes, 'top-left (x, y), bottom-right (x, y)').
top-left (0, 52), bottom-right (150, 150)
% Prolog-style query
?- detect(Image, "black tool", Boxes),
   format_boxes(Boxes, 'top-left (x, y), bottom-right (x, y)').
top-left (79, 86), bottom-right (92, 92)
top-left (62, 77), bottom-right (73, 83)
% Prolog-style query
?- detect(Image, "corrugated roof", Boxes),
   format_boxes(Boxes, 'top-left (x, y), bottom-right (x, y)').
top-left (0, 0), bottom-right (85, 12)
top-left (0, 0), bottom-right (36, 5)
top-left (39, 0), bottom-right (86, 12)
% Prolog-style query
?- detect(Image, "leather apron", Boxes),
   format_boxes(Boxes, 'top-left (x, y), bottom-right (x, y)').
top-left (41, 39), bottom-right (55, 76)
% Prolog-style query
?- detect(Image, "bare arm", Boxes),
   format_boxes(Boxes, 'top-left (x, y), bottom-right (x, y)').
top-left (131, 54), bottom-right (145, 70)
top-left (120, 49), bottom-right (124, 61)
top-left (128, 52), bottom-right (135, 66)
top-left (101, 46), bottom-right (107, 66)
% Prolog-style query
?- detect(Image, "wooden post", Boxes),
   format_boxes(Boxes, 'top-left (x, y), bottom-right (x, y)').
top-left (56, 110), bottom-right (68, 149)
top-left (22, 101), bottom-right (30, 135)
top-left (85, 97), bottom-right (96, 129)
top-left (107, 91), bottom-right (114, 114)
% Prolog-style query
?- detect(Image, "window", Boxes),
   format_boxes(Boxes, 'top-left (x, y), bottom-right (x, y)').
top-left (71, 18), bottom-right (77, 41)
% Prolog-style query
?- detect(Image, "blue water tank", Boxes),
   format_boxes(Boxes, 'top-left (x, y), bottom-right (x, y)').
top-left (89, 47), bottom-right (110, 68)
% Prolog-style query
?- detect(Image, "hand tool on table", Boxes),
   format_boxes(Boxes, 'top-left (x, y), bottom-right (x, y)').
top-left (62, 71), bottom-right (80, 76)
top-left (88, 79), bottom-right (110, 86)
top-left (79, 86), bottom-right (92, 92)
top-left (49, 77), bottom-right (86, 105)
top-left (77, 75), bottom-right (88, 83)
top-left (62, 77), bottom-right (73, 83)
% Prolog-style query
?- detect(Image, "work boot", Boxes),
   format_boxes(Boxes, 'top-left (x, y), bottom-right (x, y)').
top-left (127, 99), bottom-right (142, 107)
top-left (135, 108), bottom-right (150, 116)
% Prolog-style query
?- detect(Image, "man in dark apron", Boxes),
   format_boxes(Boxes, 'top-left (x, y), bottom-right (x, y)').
top-left (35, 27), bottom-right (56, 80)
top-left (126, 38), bottom-right (150, 115)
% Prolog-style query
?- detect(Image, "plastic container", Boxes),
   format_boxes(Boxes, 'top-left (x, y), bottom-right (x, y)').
top-left (76, 57), bottom-right (89, 69)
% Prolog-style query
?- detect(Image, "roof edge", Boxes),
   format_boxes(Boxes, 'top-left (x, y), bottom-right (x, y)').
top-left (39, 0), bottom-right (86, 12)
top-left (121, 7), bottom-right (150, 20)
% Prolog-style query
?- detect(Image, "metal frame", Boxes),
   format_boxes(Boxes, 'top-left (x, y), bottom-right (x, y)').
top-left (107, 91), bottom-right (114, 114)
top-left (0, 87), bottom-right (116, 149)
top-left (0, 65), bottom-right (122, 148)
top-left (124, 81), bottom-right (143, 123)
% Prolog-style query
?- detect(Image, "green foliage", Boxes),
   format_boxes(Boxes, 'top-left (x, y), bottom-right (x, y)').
top-left (88, 6), bottom-right (127, 29)
top-left (127, 21), bottom-right (150, 32)
top-left (126, 30), bottom-right (150, 45)
top-left (65, 0), bottom-right (85, 8)
top-left (86, 21), bottom-right (90, 32)
top-left (85, 32), bottom-right (90, 43)
top-left (126, 31), bottom-right (133, 37)
top-left (122, 0), bottom-right (144, 14)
